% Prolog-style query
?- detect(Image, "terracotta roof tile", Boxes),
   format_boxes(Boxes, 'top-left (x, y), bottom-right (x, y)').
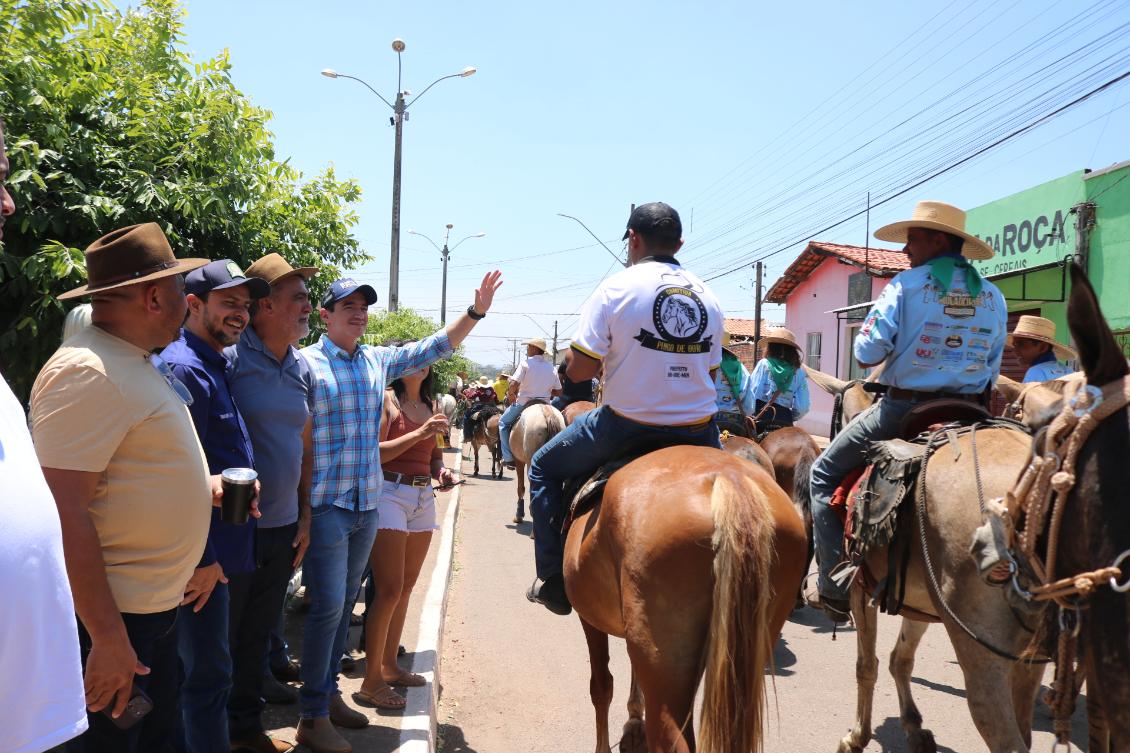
top-left (764, 241), bottom-right (909, 304)
top-left (724, 317), bottom-right (783, 338)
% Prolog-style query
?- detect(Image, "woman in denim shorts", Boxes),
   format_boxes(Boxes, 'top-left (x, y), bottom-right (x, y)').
top-left (353, 349), bottom-right (456, 710)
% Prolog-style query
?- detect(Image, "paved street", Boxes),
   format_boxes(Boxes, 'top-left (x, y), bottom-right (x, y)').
top-left (438, 448), bottom-right (1089, 753)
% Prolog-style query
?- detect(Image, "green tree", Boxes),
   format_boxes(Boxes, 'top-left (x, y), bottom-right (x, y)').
top-left (362, 308), bottom-right (473, 395)
top-left (0, 0), bottom-right (366, 399)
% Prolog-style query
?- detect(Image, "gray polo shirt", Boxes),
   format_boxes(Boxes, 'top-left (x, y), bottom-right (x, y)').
top-left (225, 326), bottom-right (314, 529)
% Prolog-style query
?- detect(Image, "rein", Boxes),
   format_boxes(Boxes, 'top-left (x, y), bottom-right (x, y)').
top-left (1004, 373), bottom-right (1130, 748)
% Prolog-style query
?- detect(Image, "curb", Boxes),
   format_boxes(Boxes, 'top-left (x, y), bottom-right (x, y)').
top-left (397, 439), bottom-right (463, 752)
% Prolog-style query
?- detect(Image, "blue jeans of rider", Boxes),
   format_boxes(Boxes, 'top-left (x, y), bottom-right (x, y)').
top-left (498, 403), bottom-right (524, 463)
top-left (299, 503), bottom-right (380, 719)
top-left (528, 405), bottom-right (721, 580)
top-left (809, 397), bottom-right (914, 601)
top-left (176, 582), bottom-right (232, 753)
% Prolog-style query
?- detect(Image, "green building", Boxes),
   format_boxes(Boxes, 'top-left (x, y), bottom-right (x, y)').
top-left (965, 158), bottom-right (1130, 381)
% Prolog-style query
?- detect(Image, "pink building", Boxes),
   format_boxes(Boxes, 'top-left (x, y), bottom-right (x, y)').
top-left (765, 242), bottom-right (909, 436)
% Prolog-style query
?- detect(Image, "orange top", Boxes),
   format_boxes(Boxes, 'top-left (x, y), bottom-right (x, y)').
top-left (382, 399), bottom-right (439, 478)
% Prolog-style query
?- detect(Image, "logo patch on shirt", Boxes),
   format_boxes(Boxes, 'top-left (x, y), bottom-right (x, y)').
top-left (636, 286), bottom-right (713, 354)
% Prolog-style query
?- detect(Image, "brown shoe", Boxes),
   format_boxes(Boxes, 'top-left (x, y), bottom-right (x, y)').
top-left (328, 692), bottom-right (369, 729)
top-left (230, 732), bottom-right (296, 753)
top-left (295, 718), bottom-right (351, 753)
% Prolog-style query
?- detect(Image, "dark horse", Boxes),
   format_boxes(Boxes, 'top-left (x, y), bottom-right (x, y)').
top-left (1000, 264), bottom-right (1130, 752)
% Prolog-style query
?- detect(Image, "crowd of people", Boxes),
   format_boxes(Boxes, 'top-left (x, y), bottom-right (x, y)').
top-left (1, 117), bottom-right (506, 753)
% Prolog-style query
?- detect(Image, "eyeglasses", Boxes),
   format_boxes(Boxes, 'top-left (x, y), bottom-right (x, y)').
top-left (147, 353), bottom-right (194, 406)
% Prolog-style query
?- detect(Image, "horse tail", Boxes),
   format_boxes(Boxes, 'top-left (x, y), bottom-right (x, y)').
top-left (699, 471), bottom-right (775, 753)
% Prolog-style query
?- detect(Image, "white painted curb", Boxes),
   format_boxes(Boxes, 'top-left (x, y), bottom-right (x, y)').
top-left (397, 444), bottom-right (463, 752)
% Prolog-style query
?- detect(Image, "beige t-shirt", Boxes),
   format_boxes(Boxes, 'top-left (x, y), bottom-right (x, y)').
top-left (30, 326), bottom-right (211, 614)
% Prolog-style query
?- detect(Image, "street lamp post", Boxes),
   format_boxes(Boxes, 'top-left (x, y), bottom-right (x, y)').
top-left (407, 225), bottom-right (486, 324)
top-left (322, 40), bottom-right (476, 311)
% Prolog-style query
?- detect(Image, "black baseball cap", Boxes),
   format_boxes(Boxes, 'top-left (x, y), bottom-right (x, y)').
top-left (321, 277), bottom-right (378, 308)
top-left (622, 202), bottom-right (683, 243)
top-left (185, 259), bottom-right (270, 299)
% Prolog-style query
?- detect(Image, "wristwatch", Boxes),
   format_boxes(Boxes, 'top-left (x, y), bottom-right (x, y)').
top-left (466, 305), bottom-right (485, 320)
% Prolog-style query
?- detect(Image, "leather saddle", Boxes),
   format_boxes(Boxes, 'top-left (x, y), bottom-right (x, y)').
top-left (556, 434), bottom-right (690, 534)
top-left (714, 413), bottom-right (752, 440)
top-left (464, 404), bottom-right (500, 437)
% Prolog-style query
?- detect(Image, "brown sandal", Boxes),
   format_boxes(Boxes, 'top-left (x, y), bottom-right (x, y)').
top-left (352, 685), bottom-right (406, 710)
top-left (386, 670), bottom-right (426, 688)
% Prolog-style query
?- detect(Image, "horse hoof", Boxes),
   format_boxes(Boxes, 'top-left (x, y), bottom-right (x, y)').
top-left (907, 729), bottom-right (936, 753)
top-left (836, 737), bottom-right (863, 753)
top-left (619, 719), bottom-right (646, 753)
top-left (513, 516), bottom-right (523, 524)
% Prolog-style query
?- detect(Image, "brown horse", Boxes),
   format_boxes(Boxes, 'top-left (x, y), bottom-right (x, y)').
top-left (564, 446), bottom-right (807, 753)
top-left (465, 407), bottom-right (502, 478)
top-left (998, 264), bottom-right (1130, 752)
top-left (510, 403), bottom-right (566, 523)
top-left (718, 432), bottom-right (774, 476)
top-left (563, 400), bottom-right (597, 426)
top-left (758, 427), bottom-right (821, 600)
top-left (808, 369), bottom-right (1051, 752)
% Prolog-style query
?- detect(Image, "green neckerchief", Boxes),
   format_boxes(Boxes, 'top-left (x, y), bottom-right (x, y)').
top-left (927, 254), bottom-right (983, 297)
top-left (720, 351), bottom-right (745, 404)
top-left (766, 357), bottom-right (796, 394)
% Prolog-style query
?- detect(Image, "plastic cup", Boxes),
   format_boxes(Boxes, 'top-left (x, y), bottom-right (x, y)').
top-left (221, 467), bottom-right (257, 525)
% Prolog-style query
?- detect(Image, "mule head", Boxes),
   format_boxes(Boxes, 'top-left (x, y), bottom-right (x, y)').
top-left (1067, 261), bottom-right (1128, 388)
top-left (804, 364), bottom-right (879, 427)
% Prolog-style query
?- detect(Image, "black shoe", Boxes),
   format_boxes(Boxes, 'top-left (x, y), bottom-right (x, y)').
top-left (270, 657), bottom-right (301, 683)
top-left (526, 575), bottom-right (572, 616)
top-left (340, 653), bottom-right (357, 672)
top-left (808, 593), bottom-right (851, 625)
top-left (261, 673), bottom-right (298, 705)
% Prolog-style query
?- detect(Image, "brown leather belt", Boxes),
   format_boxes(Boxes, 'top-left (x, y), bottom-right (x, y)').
top-left (383, 471), bottom-right (431, 487)
top-left (885, 387), bottom-right (981, 403)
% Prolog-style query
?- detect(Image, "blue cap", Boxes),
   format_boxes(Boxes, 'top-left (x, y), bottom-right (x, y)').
top-left (321, 278), bottom-right (378, 308)
top-left (185, 259), bottom-right (270, 299)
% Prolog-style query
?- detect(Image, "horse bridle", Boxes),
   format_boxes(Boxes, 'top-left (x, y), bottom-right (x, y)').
top-left (1001, 374), bottom-right (1130, 749)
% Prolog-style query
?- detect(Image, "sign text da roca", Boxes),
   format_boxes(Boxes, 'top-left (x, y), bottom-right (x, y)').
top-left (974, 208), bottom-right (1071, 275)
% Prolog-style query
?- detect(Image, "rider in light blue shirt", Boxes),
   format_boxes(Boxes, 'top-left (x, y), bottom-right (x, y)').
top-left (748, 328), bottom-right (811, 435)
top-left (1007, 315), bottom-right (1075, 383)
top-left (808, 201), bottom-right (1007, 623)
top-left (714, 343), bottom-right (756, 433)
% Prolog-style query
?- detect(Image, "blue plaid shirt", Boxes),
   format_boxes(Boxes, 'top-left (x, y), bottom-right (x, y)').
top-left (301, 331), bottom-right (452, 511)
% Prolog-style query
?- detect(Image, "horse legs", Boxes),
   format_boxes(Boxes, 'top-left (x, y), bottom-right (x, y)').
top-left (618, 670), bottom-right (646, 753)
top-left (472, 441), bottom-right (481, 476)
top-left (888, 618), bottom-right (937, 753)
top-left (626, 640), bottom-right (699, 753)
top-left (580, 619), bottom-right (614, 753)
top-left (515, 461), bottom-right (528, 527)
top-left (838, 588), bottom-right (879, 753)
top-left (1008, 661), bottom-right (1045, 751)
top-left (946, 629), bottom-right (1031, 753)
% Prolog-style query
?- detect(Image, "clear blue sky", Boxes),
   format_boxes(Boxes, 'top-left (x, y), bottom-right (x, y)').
top-left (178, 0), bottom-right (1130, 368)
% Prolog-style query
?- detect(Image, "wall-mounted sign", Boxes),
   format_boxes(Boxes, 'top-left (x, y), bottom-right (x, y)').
top-left (966, 170), bottom-right (1084, 278)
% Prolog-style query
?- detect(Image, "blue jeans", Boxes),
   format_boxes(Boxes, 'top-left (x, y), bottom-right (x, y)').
top-left (498, 403), bottom-right (524, 463)
top-left (528, 406), bottom-right (721, 580)
top-left (67, 608), bottom-right (180, 753)
top-left (809, 397), bottom-right (914, 600)
top-left (176, 582), bottom-right (232, 753)
top-left (299, 503), bottom-right (379, 718)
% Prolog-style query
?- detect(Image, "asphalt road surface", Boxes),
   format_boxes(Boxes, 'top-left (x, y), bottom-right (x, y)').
top-left (438, 447), bottom-right (1090, 753)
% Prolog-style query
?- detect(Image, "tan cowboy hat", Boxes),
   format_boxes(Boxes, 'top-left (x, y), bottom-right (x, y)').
top-left (1007, 315), bottom-right (1076, 361)
top-left (59, 223), bottom-right (209, 300)
top-left (497, 372), bottom-right (511, 379)
top-left (524, 338), bottom-right (547, 353)
top-left (244, 252), bottom-right (318, 286)
top-left (874, 200), bottom-right (994, 261)
top-left (478, 375), bottom-right (491, 385)
top-left (762, 327), bottom-right (803, 354)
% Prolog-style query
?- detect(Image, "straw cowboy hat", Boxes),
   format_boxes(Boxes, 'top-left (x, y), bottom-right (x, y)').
top-left (245, 252), bottom-right (318, 286)
top-left (1007, 315), bottom-right (1076, 361)
top-left (874, 200), bottom-right (994, 261)
top-left (59, 223), bottom-right (209, 300)
top-left (524, 338), bottom-right (547, 353)
top-left (762, 327), bottom-right (803, 355)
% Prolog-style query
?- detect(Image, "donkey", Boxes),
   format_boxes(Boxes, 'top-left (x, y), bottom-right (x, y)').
top-left (806, 365), bottom-right (1050, 753)
top-left (997, 263), bottom-right (1130, 753)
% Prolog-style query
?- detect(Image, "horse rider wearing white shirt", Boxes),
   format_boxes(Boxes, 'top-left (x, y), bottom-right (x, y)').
top-left (526, 202), bottom-right (724, 615)
top-left (499, 338), bottom-right (561, 469)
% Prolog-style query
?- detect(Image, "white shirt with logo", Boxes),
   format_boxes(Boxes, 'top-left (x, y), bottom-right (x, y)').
top-left (572, 258), bottom-right (723, 424)
top-left (511, 354), bottom-right (561, 405)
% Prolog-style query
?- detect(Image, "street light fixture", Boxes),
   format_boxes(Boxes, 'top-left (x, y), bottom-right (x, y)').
top-left (407, 225), bottom-right (486, 324)
top-left (322, 40), bottom-right (476, 311)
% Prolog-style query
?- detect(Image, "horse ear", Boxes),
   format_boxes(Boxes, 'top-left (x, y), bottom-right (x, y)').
top-left (1067, 262), bottom-right (1128, 387)
top-left (802, 364), bottom-right (851, 396)
top-left (994, 374), bottom-right (1022, 404)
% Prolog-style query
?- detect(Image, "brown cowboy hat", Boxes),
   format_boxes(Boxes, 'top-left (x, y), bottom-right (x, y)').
top-left (762, 326), bottom-right (803, 355)
top-left (244, 252), bottom-right (318, 286)
top-left (59, 223), bottom-right (209, 301)
top-left (874, 200), bottom-right (994, 261)
top-left (1007, 315), bottom-right (1076, 361)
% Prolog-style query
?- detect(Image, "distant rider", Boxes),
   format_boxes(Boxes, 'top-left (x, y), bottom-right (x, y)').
top-left (747, 327), bottom-right (810, 436)
top-left (1007, 315), bottom-right (1074, 383)
top-left (499, 339), bottom-right (561, 470)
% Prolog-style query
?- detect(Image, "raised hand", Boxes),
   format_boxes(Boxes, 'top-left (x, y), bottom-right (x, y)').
top-left (472, 270), bottom-right (503, 315)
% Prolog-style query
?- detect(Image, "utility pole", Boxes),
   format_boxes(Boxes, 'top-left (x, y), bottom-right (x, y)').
top-left (753, 261), bottom-right (763, 357)
top-left (552, 320), bottom-right (558, 362)
top-left (389, 86), bottom-right (405, 312)
top-left (439, 223), bottom-right (453, 324)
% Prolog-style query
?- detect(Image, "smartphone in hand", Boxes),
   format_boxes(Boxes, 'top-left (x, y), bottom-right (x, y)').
top-left (102, 684), bottom-right (153, 730)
